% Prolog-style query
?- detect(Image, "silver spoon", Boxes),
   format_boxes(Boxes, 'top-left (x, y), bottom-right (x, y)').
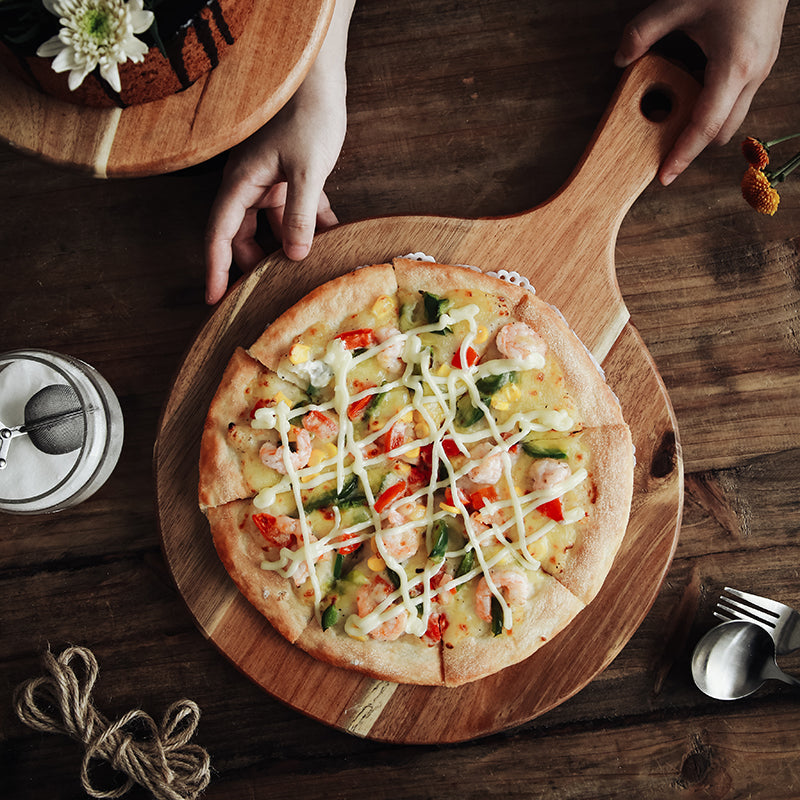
top-left (692, 619), bottom-right (800, 700)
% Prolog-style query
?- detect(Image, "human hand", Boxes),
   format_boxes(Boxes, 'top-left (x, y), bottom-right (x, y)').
top-left (204, 0), bottom-right (354, 304)
top-left (615, 0), bottom-right (789, 185)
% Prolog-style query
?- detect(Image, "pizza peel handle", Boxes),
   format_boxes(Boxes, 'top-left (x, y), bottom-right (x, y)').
top-left (450, 54), bottom-right (701, 359)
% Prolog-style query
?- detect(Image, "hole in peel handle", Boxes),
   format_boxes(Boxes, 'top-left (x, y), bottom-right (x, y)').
top-left (640, 86), bottom-right (674, 122)
top-left (552, 54), bottom-right (701, 227)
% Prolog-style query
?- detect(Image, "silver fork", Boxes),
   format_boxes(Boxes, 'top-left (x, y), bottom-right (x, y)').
top-left (714, 587), bottom-right (800, 656)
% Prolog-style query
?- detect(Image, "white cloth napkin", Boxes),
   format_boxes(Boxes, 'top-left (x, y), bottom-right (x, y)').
top-left (0, 357), bottom-right (82, 505)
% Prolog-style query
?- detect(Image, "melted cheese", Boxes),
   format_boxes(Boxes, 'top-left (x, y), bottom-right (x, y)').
top-left (255, 299), bottom-right (587, 638)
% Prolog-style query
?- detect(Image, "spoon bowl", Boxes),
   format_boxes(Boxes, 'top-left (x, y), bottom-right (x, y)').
top-left (692, 620), bottom-right (800, 700)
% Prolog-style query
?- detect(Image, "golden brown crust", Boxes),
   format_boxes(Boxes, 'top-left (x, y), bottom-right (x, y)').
top-left (248, 264), bottom-right (397, 371)
top-left (442, 573), bottom-right (585, 687)
top-left (512, 293), bottom-right (625, 427)
top-left (545, 425), bottom-right (634, 604)
top-left (198, 347), bottom-right (264, 510)
top-left (392, 257), bottom-right (531, 308)
top-left (207, 500), bottom-right (315, 643)
top-left (297, 621), bottom-right (443, 685)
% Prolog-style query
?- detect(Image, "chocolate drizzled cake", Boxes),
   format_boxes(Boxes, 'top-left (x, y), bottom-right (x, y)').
top-left (0, 0), bottom-right (254, 107)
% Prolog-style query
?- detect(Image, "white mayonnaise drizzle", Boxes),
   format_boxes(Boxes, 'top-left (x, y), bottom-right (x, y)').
top-left (256, 300), bottom-right (586, 637)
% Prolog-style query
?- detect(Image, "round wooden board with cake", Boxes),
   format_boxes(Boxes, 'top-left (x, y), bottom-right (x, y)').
top-left (0, 0), bottom-right (334, 176)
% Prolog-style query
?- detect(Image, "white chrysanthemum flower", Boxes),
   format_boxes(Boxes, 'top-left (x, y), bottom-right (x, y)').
top-left (36, 0), bottom-right (154, 93)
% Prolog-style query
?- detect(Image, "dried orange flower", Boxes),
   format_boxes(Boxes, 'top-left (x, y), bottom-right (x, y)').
top-left (741, 166), bottom-right (780, 215)
top-left (742, 136), bottom-right (769, 169)
top-left (739, 133), bottom-right (800, 215)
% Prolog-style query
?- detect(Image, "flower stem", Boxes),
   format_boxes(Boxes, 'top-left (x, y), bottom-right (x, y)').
top-left (765, 132), bottom-right (800, 148)
top-left (768, 150), bottom-right (800, 183)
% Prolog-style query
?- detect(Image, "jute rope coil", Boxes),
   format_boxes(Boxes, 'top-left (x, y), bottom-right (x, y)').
top-left (13, 645), bottom-right (211, 800)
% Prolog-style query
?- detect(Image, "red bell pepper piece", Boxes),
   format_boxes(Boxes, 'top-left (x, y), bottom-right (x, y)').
top-left (374, 480), bottom-right (407, 513)
top-left (451, 345), bottom-right (479, 369)
top-left (335, 328), bottom-right (376, 350)
top-left (539, 497), bottom-right (564, 522)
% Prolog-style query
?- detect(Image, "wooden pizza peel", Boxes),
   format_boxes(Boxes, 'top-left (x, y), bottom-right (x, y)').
top-left (155, 53), bottom-right (697, 743)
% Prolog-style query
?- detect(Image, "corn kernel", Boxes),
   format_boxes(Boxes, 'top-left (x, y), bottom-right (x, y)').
top-left (401, 410), bottom-right (414, 424)
top-left (414, 422), bottom-right (430, 438)
top-left (274, 391), bottom-right (291, 407)
top-left (308, 449), bottom-right (326, 467)
top-left (368, 555), bottom-right (386, 572)
top-left (440, 503), bottom-right (458, 515)
top-left (289, 343), bottom-right (310, 364)
top-left (371, 295), bottom-right (396, 318)
top-left (322, 442), bottom-right (338, 458)
top-left (402, 447), bottom-right (421, 461)
top-left (436, 363), bottom-right (451, 378)
top-left (300, 471), bottom-right (320, 484)
top-left (475, 325), bottom-right (489, 344)
top-left (492, 398), bottom-right (510, 411)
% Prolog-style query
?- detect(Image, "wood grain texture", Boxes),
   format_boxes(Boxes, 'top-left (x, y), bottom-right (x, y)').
top-left (154, 54), bottom-right (690, 742)
top-left (0, 0), bottom-right (334, 177)
top-left (3, 0), bottom-right (800, 795)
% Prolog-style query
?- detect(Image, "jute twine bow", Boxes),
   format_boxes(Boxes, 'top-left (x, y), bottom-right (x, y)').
top-left (13, 645), bottom-right (211, 800)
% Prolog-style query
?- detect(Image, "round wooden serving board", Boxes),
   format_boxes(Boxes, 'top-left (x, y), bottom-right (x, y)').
top-left (0, 0), bottom-right (333, 178)
top-left (155, 55), bottom-right (697, 744)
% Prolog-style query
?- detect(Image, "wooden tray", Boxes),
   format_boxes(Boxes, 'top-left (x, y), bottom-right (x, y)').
top-left (155, 54), bottom-right (696, 744)
top-left (0, 0), bottom-right (333, 178)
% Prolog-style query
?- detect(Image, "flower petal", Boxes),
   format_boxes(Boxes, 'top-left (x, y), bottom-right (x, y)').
top-left (99, 61), bottom-right (121, 93)
top-left (130, 9), bottom-right (154, 33)
top-left (122, 34), bottom-right (149, 61)
top-left (67, 64), bottom-right (93, 90)
top-left (36, 35), bottom-right (65, 57)
top-left (42, 0), bottom-right (60, 16)
top-left (51, 46), bottom-right (82, 73)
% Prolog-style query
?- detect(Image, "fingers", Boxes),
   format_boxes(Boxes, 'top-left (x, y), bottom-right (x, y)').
top-left (204, 171), bottom-right (271, 304)
top-left (280, 172), bottom-right (338, 261)
top-left (614, 1), bottom-right (686, 67)
top-left (658, 63), bottom-right (756, 185)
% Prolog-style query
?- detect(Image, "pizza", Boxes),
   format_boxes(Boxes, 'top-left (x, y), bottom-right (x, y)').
top-left (198, 258), bottom-right (634, 686)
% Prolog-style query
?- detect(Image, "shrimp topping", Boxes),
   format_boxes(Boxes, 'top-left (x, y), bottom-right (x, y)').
top-left (380, 502), bottom-right (426, 561)
top-left (528, 457), bottom-right (571, 492)
top-left (260, 427), bottom-right (312, 473)
top-left (254, 513), bottom-right (319, 586)
top-left (496, 321), bottom-right (547, 363)
top-left (357, 576), bottom-right (408, 640)
top-left (475, 568), bottom-right (529, 623)
top-left (302, 409), bottom-right (338, 441)
top-left (468, 441), bottom-right (512, 486)
top-left (375, 326), bottom-right (406, 374)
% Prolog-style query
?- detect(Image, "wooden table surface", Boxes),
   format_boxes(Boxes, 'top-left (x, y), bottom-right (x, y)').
top-left (2, 1), bottom-right (800, 797)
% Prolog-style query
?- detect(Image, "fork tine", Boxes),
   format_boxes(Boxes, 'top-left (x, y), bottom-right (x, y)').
top-left (722, 586), bottom-right (783, 616)
top-left (716, 597), bottom-right (778, 628)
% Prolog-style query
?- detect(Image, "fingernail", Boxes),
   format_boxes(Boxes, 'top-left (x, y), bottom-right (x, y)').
top-left (285, 243), bottom-right (310, 261)
top-left (661, 171), bottom-right (676, 187)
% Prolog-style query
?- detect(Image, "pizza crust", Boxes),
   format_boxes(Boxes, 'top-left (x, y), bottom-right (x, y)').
top-left (207, 499), bottom-right (315, 643)
top-left (442, 571), bottom-right (585, 687)
top-left (199, 347), bottom-right (265, 510)
top-left (539, 425), bottom-right (634, 604)
top-left (297, 618), bottom-right (443, 686)
top-left (249, 263), bottom-right (397, 371)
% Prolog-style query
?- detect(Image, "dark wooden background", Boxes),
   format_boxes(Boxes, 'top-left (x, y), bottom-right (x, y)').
top-left (2, 0), bottom-right (800, 797)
